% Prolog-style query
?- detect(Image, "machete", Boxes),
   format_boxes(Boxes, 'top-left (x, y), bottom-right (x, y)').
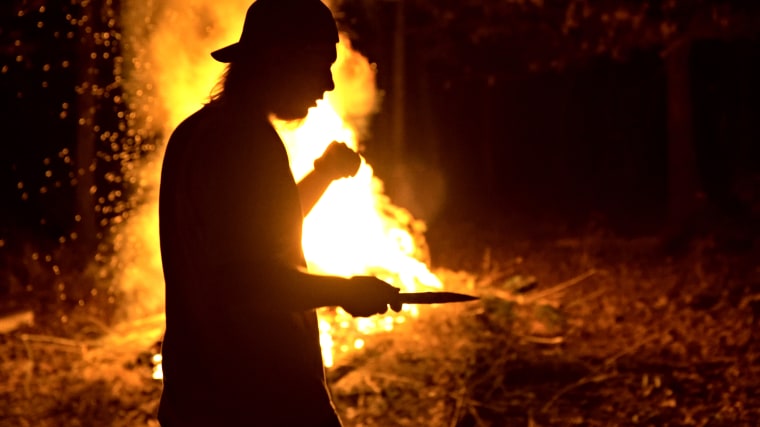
top-left (396, 291), bottom-right (478, 305)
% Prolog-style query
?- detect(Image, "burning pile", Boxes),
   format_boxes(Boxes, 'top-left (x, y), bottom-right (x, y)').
top-left (119, 0), bottom-right (443, 371)
top-left (274, 40), bottom-right (444, 365)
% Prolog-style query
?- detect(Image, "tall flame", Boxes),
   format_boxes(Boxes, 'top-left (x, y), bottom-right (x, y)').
top-left (119, 0), bottom-right (441, 369)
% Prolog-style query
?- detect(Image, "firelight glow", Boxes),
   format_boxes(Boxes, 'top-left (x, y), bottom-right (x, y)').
top-left (274, 35), bottom-right (444, 367)
top-left (121, 0), bottom-right (442, 372)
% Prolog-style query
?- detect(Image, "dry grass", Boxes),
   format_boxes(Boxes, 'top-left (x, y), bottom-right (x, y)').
top-left (1, 227), bottom-right (758, 426)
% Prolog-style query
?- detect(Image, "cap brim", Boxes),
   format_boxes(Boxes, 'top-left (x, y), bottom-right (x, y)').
top-left (210, 43), bottom-right (239, 63)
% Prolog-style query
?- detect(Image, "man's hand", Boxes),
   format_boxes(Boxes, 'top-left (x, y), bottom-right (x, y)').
top-left (340, 276), bottom-right (402, 317)
top-left (313, 141), bottom-right (362, 180)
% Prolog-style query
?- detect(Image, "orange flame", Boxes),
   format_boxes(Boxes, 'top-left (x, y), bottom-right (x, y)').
top-left (119, 1), bottom-right (441, 371)
top-left (277, 35), bottom-right (443, 367)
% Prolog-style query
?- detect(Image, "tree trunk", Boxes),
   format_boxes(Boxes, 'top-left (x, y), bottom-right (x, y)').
top-left (663, 39), bottom-right (701, 243)
top-left (391, 0), bottom-right (405, 165)
top-left (480, 78), bottom-right (495, 200)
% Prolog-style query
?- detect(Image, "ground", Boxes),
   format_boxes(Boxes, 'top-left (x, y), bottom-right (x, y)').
top-left (0, 219), bottom-right (758, 426)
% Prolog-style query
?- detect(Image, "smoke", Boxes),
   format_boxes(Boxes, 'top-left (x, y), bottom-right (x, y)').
top-left (111, 0), bottom-right (248, 318)
top-left (122, 0), bottom-right (249, 130)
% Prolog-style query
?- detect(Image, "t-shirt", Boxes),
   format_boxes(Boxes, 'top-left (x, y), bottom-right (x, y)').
top-left (157, 103), bottom-right (340, 426)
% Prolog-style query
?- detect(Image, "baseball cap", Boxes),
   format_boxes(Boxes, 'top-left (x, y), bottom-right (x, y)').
top-left (211, 0), bottom-right (339, 63)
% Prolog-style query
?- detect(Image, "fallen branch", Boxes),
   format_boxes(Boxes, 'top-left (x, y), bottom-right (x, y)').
top-left (525, 269), bottom-right (598, 303)
top-left (466, 402), bottom-right (489, 427)
top-left (739, 293), bottom-right (760, 309)
top-left (20, 333), bottom-right (91, 350)
top-left (0, 309), bottom-right (34, 334)
top-left (603, 332), bottom-right (664, 367)
top-left (448, 389), bottom-right (466, 427)
top-left (518, 335), bottom-right (564, 345)
top-left (564, 287), bottom-right (608, 308)
top-left (540, 330), bottom-right (668, 413)
top-left (541, 373), bottom-right (618, 413)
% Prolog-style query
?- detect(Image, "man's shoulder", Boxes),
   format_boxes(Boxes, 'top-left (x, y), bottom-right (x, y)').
top-left (167, 106), bottom-right (207, 145)
top-left (173, 104), bottom-right (276, 142)
top-left (171, 105), bottom-right (222, 136)
top-left (166, 104), bottom-right (285, 172)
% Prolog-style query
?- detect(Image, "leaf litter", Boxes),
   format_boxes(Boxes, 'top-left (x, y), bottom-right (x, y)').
top-left (1, 227), bottom-right (758, 426)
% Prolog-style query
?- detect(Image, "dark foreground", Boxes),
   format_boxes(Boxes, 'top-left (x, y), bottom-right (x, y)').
top-left (1, 220), bottom-right (758, 427)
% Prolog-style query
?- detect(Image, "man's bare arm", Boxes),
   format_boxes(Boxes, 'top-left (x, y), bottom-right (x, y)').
top-left (297, 169), bottom-right (334, 216)
top-left (276, 269), bottom-right (402, 316)
top-left (297, 141), bottom-right (361, 216)
top-left (211, 260), bottom-right (401, 317)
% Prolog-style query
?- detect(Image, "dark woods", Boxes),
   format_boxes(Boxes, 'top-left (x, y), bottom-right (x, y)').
top-left (1, 0), bottom-right (154, 321)
top-left (2, 0), bottom-right (760, 304)
top-left (345, 0), bottom-right (760, 239)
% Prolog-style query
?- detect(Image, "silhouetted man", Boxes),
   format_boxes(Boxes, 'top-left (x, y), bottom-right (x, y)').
top-left (157, 0), bottom-right (400, 425)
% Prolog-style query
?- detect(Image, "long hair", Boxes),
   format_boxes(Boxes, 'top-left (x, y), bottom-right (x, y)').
top-left (208, 66), bottom-right (230, 104)
top-left (207, 64), bottom-right (230, 104)
top-left (206, 53), bottom-right (287, 115)
top-left (208, 60), bottom-right (264, 106)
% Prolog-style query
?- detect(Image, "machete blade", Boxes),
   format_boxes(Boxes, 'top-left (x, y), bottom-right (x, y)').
top-left (397, 291), bottom-right (478, 305)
